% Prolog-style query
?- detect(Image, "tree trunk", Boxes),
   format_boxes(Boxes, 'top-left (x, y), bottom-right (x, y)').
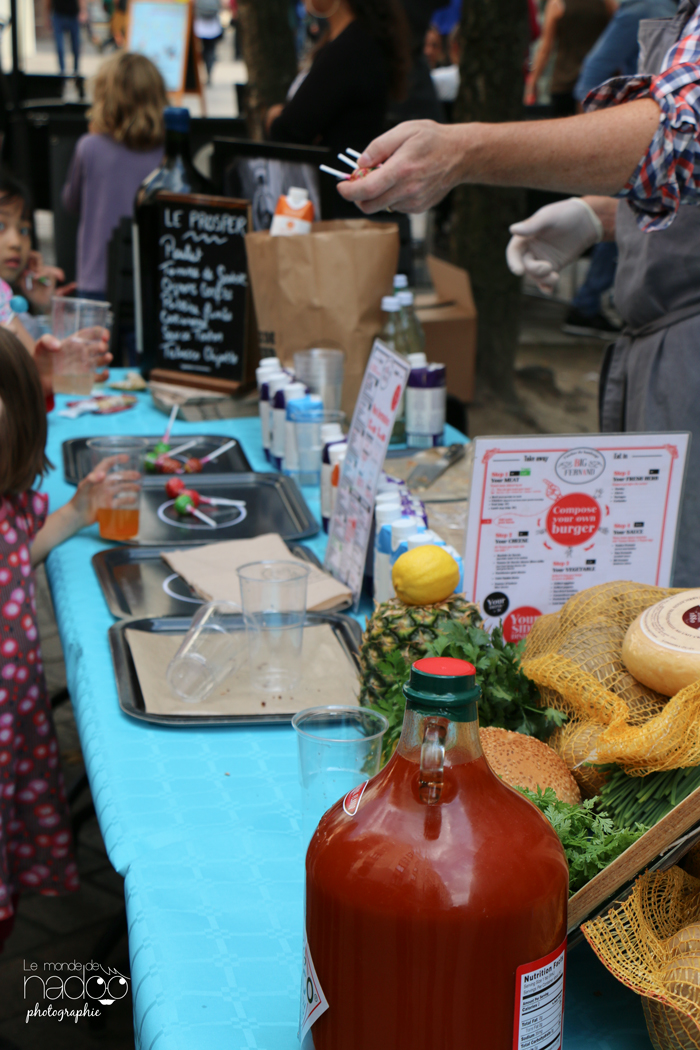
top-left (238, 0), bottom-right (298, 140)
top-left (450, 0), bottom-right (529, 401)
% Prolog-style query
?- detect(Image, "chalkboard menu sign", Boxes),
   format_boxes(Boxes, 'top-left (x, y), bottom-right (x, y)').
top-left (137, 192), bottom-right (252, 391)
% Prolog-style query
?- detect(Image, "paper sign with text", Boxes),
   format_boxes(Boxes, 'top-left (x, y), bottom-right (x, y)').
top-left (464, 433), bottom-right (690, 639)
top-left (324, 339), bottom-right (411, 606)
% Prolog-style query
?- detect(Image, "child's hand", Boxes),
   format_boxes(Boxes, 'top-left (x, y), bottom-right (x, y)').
top-left (19, 253), bottom-right (72, 312)
top-left (35, 326), bottom-right (113, 388)
top-left (31, 457), bottom-right (140, 566)
top-left (69, 456), bottom-right (140, 528)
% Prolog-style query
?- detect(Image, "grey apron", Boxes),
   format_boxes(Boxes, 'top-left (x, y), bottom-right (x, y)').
top-left (600, 0), bottom-right (700, 585)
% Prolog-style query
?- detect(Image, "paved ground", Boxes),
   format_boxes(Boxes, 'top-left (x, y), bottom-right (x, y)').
top-left (26, 18), bottom-right (246, 117)
top-left (0, 569), bottom-right (135, 1050)
top-left (468, 295), bottom-right (607, 440)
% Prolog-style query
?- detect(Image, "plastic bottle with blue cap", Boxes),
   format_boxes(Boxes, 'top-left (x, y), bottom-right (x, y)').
top-left (271, 381), bottom-right (306, 470)
top-left (285, 394), bottom-right (324, 483)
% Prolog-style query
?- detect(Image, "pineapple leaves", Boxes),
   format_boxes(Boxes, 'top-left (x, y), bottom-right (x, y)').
top-left (370, 619), bottom-right (565, 763)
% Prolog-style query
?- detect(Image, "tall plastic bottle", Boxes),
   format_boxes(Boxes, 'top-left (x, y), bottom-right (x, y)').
top-left (303, 657), bottom-right (569, 1050)
top-left (321, 438), bottom-right (347, 533)
top-left (406, 362), bottom-right (447, 448)
top-left (397, 289), bottom-right (426, 356)
top-left (378, 295), bottom-right (410, 444)
top-left (134, 107), bottom-right (214, 366)
top-left (256, 357), bottom-right (280, 390)
top-left (272, 382), bottom-right (306, 469)
top-left (285, 394), bottom-right (323, 481)
top-left (261, 372), bottom-right (291, 463)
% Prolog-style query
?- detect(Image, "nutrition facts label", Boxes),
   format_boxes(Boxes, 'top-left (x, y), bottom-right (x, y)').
top-left (324, 339), bottom-right (411, 606)
top-left (464, 433), bottom-right (689, 641)
top-left (513, 940), bottom-right (566, 1050)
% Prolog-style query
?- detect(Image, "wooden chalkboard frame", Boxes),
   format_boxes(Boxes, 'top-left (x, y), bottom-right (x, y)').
top-left (146, 191), bottom-right (255, 394)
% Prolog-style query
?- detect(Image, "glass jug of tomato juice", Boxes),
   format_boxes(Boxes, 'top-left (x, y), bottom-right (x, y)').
top-left (302, 656), bottom-right (569, 1050)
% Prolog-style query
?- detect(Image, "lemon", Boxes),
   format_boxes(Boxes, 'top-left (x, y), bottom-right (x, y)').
top-left (392, 545), bottom-right (460, 606)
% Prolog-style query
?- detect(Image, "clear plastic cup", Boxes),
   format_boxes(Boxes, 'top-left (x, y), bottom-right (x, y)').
top-left (295, 408), bottom-right (345, 486)
top-left (292, 706), bottom-right (388, 848)
top-left (236, 560), bottom-right (310, 694)
top-left (166, 600), bottom-right (240, 703)
top-left (294, 348), bottom-right (345, 412)
top-left (87, 436), bottom-right (147, 541)
top-left (51, 296), bottom-right (112, 394)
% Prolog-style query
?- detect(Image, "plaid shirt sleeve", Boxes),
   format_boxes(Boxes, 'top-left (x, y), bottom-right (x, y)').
top-left (584, 6), bottom-right (700, 230)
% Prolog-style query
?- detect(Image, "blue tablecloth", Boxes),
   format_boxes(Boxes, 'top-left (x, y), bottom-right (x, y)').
top-left (39, 376), bottom-right (651, 1049)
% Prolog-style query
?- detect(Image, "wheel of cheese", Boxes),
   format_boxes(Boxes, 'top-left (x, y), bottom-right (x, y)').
top-left (622, 590), bottom-right (700, 696)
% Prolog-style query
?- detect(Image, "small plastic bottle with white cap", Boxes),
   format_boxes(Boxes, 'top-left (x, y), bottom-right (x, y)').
top-left (260, 372), bottom-right (289, 462)
top-left (256, 357), bottom-right (281, 390)
top-left (373, 501), bottom-right (405, 603)
top-left (321, 440), bottom-right (347, 532)
top-left (329, 446), bottom-right (347, 524)
top-left (272, 382), bottom-right (306, 469)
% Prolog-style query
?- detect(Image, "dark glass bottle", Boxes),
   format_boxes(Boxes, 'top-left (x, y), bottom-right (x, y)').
top-left (133, 107), bottom-right (214, 371)
top-left (303, 657), bottom-right (569, 1050)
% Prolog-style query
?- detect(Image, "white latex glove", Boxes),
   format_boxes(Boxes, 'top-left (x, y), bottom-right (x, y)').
top-left (506, 198), bottom-right (603, 293)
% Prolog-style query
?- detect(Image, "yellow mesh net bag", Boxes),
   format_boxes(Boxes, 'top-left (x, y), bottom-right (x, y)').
top-left (520, 581), bottom-right (700, 777)
top-left (582, 867), bottom-right (700, 1050)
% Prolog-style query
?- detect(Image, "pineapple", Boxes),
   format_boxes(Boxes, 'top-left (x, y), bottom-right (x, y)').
top-left (359, 595), bottom-right (482, 707)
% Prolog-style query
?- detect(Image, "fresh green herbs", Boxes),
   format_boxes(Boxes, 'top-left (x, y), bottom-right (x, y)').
top-left (519, 786), bottom-right (647, 895)
top-left (598, 765), bottom-right (700, 828)
top-left (370, 620), bottom-right (566, 764)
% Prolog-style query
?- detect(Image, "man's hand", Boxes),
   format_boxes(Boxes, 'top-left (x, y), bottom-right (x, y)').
top-left (336, 102), bottom-right (660, 214)
top-left (337, 121), bottom-right (466, 214)
top-left (506, 198), bottom-right (604, 292)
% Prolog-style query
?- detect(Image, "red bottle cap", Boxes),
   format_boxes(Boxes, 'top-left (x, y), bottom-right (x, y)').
top-left (413, 657), bottom-right (476, 677)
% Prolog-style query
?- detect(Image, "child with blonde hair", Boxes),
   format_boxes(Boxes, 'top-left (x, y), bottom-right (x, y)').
top-left (62, 52), bottom-right (168, 301)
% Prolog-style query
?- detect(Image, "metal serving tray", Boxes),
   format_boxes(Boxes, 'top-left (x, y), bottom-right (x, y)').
top-left (132, 473), bottom-right (317, 546)
top-left (109, 612), bottom-right (362, 726)
top-left (62, 433), bottom-right (251, 485)
top-left (93, 542), bottom-right (323, 619)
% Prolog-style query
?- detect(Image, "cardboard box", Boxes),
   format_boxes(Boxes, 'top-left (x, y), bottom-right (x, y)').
top-left (568, 783), bottom-right (700, 936)
top-left (414, 255), bottom-right (477, 404)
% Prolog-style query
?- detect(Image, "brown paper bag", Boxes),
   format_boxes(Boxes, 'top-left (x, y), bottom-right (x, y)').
top-left (245, 219), bottom-right (399, 416)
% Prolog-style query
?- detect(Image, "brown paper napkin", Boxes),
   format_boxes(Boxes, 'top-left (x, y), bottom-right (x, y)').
top-left (161, 534), bottom-right (352, 612)
top-left (125, 623), bottom-right (359, 717)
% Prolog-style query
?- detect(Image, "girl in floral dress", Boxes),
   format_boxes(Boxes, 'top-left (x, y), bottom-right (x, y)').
top-left (0, 330), bottom-right (115, 947)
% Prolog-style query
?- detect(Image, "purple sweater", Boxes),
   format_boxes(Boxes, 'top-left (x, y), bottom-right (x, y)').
top-left (62, 133), bottom-right (164, 295)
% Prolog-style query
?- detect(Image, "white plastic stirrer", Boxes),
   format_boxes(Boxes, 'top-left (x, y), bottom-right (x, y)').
top-left (162, 404), bottom-right (179, 444)
top-left (189, 505), bottom-right (217, 527)
top-left (200, 439), bottom-right (236, 464)
top-left (319, 164), bottom-right (349, 181)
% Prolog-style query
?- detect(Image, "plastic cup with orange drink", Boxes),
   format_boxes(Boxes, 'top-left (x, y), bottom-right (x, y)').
top-left (87, 436), bottom-right (147, 541)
